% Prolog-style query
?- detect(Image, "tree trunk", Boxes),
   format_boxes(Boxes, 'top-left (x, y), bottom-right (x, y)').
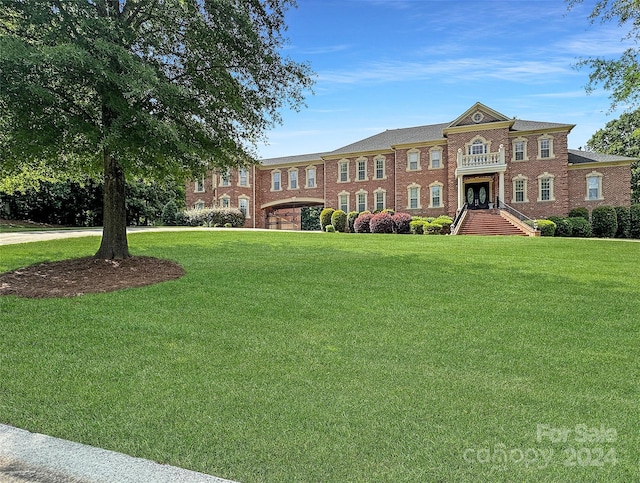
top-left (95, 147), bottom-right (130, 259)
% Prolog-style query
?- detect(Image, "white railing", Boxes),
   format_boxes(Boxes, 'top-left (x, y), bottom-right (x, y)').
top-left (457, 144), bottom-right (505, 168)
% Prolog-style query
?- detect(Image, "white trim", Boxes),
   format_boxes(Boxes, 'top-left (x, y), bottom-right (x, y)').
top-left (511, 174), bottom-right (529, 203)
top-left (537, 172), bottom-right (556, 202)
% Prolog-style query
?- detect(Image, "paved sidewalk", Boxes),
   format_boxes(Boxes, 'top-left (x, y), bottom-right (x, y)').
top-left (0, 424), bottom-right (237, 483)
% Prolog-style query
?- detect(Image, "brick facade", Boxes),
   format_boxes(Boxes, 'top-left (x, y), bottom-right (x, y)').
top-left (185, 103), bottom-right (634, 228)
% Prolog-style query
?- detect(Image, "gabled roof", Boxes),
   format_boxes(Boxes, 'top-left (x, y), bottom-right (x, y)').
top-left (568, 149), bottom-right (636, 165)
top-left (447, 101), bottom-right (510, 128)
top-left (259, 103), bottom-right (577, 165)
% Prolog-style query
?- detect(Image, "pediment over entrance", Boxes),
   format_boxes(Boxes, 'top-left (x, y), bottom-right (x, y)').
top-left (447, 102), bottom-right (513, 129)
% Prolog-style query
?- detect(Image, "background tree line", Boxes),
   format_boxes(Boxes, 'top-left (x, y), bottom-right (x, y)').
top-left (0, 177), bottom-right (184, 227)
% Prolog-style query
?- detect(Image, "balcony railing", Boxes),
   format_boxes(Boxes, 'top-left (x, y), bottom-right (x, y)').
top-left (457, 144), bottom-right (505, 169)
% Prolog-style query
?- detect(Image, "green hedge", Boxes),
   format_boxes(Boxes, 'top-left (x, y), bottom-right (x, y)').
top-left (615, 206), bottom-right (630, 238)
top-left (409, 220), bottom-right (425, 235)
top-left (331, 209), bottom-right (347, 232)
top-left (631, 204), bottom-right (640, 238)
top-left (347, 211), bottom-right (359, 233)
top-left (568, 217), bottom-right (592, 237)
top-left (320, 208), bottom-right (334, 231)
top-left (182, 207), bottom-right (245, 227)
top-left (568, 207), bottom-right (589, 220)
top-left (536, 219), bottom-right (556, 237)
top-left (591, 205), bottom-right (618, 238)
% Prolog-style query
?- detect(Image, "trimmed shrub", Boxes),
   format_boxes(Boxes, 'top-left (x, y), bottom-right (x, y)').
top-left (433, 215), bottom-right (453, 234)
top-left (568, 217), bottom-right (592, 237)
top-left (331, 209), bottom-right (347, 232)
top-left (392, 212), bottom-right (412, 234)
top-left (631, 204), bottom-right (640, 238)
top-left (320, 207), bottom-right (335, 231)
top-left (568, 207), bottom-right (589, 220)
top-left (536, 219), bottom-right (556, 237)
top-left (370, 212), bottom-right (394, 233)
top-left (409, 219), bottom-right (425, 235)
top-left (423, 222), bottom-right (443, 235)
top-left (161, 200), bottom-right (180, 226)
top-left (347, 211), bottom-right (359, 233)
top-left (614, 206), bottom-right (630, 238)
top-left (551, 217), bottom-right (572, 237)
top-left (382, 208), bottom-right (395, 216)
top-left (354, 212), bottom-right (373, 233)
top-left (325, 224), bottom-right (336, 233)
top-left (183, 207), bottom-right (245, 227)
top-left (591, 205), bottom-right (618, 238)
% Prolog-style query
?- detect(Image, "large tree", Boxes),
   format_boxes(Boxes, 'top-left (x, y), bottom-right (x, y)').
top-left (567, 0), bottom-right (640, 109)
top-left (0, 0), bottom-right (313, 258)
top-left (586, 110), bottom-right (640, 203)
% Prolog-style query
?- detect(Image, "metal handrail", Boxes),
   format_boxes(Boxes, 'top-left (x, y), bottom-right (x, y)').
top-left (497, 198), bottom-right (538, 229)
top-left (450, 203), bottom-right (468, 235)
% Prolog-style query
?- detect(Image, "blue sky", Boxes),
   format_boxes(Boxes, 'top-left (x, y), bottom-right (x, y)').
top-left (255, 0), bottom-right (634, 159)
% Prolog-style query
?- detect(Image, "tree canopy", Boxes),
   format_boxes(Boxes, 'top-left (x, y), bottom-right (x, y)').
top-left (586, 110), bottom-right (640, 203)
top-left (567, 0), bottom-right (640, 109)
top-left (0, 0), bottom-right (313, 258)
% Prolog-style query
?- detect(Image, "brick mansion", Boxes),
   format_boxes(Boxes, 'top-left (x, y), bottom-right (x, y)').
top-left (185, 103), bottom-right (634, 229)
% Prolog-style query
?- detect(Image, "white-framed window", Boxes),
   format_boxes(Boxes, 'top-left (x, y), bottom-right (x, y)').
top-left (468, 138), bottom-right (488, 155)
top-left (338, 191), bottom-right (349, 213)
top-left (407, 183), bottom-right (421, 209)
top-left (512, 174), bottom-right (529, 203)
top-left (512, 138), bottom-right (528, 161)
top-left (195, 176), bottom-right (205, 193)
top-left (537, 172), bottom-right (555, 202)
top-left (586, 171), bottom-right (604, 201)
top-left (429, 182), bottom-right (443, 208)
top-left (374, 189), bottom-right (386, 211)
top-left (288, 168), bottom-right (298, 190)
top-left (356, 158), bottom-right (367, 181)
top-left (407, 150), bottom-right (420, 171)
top-left (194, 200), bottom-right (205, 210)
top-left (356, 190), bottom-right (367, 213)
top-left (429, 148), bottom-right (442, 169)
top-left (271, 170), bottom-right (281, 191)
top-left (220, 196), bottom-right (230, 208)
top-left (238, 196), bottom-right (250, 219)
top-left (538, 135), bottom-right (555, 159)
top-left (220, 169), bottom-right (231, 187)
top-left (238, 168), bottom-right (249, 187)
top-left (306, 166), bottom-right (316, 188)
top-left (374, 156), bottom-right (385, 179)
top-left (339, 160), bottom-right (349, 182)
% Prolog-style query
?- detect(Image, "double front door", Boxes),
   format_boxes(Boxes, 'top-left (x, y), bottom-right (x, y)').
top-left (466, 182), bottom-right (490, 210)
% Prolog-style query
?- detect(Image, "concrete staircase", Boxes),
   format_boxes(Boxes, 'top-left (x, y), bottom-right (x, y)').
top-left (458, 210), bottom-right (529, 236)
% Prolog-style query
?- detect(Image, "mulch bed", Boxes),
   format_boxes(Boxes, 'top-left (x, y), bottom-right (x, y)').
top-left (0, 256), bottom-right (185, 298)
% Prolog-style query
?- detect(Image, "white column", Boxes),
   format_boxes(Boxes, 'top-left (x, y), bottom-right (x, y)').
top-left (499, 171), bottom-right (505, 207)
top-left (458, 175), bottom-right (463, 210)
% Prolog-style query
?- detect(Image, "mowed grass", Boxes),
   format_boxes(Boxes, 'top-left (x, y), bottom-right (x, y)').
top-left (0, 231), bottom-right (638, 482)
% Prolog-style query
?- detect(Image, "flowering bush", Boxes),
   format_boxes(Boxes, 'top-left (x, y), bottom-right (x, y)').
top-left (370, 212), bottom-right (394, 233)
top-left (392, 212), bottom-right (412, 234)
top-left (354, 212), bottom-right (373, 233)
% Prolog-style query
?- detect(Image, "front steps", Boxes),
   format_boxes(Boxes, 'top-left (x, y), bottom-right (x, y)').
top-left (458, 210), bottom-right (530, 236)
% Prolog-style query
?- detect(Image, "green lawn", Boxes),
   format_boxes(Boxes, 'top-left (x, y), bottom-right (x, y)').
top-left (0, 231), bottom-right (638, 482)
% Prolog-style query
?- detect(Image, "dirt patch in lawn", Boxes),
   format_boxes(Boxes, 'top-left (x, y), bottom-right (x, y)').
top-left (0, 256), bottom-right (185, 298)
